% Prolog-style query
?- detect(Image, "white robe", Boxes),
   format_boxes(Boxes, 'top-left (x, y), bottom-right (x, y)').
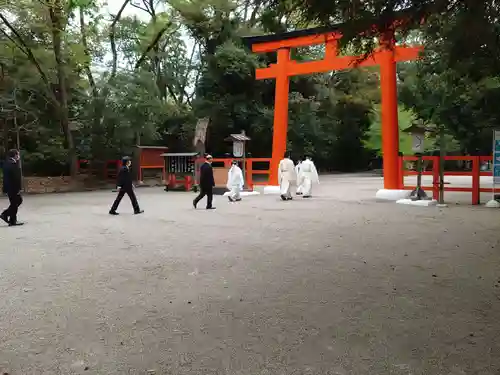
top-left (278, 158), bottom-right (297, 198)
top-left (299, 159), bottom-right (319, 197)
top-left (227, 165), bottom-right (244, 200)
top-left (295, 162), bottom-right (303, 194)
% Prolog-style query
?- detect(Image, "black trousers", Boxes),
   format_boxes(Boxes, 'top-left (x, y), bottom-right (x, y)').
top-left (110, 188), bottom-right (140, 212)
top-left (194, 186), bottom-right (213, 208)
top-left (2, 192), bottom-right (23, 223)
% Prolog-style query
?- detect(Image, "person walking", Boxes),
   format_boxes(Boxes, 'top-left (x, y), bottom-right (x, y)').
top-left (1, 149), bottom-right (24, 226)
top-left (300, 156), bottom-right (319, 198)
top-left (227, 160), bottom-right (244, 202)
top-left (295, 157), bottom-right (303, 195)
top-left (109, 156), bottom-right (144, 215)
top-left (278, 152), bottom-right (297, 201)
top-left (193, 154), bottom-right (215, 210)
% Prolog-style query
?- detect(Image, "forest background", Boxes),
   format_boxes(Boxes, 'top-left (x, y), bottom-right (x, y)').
top-left (1, 0), bottom-right (498, 176)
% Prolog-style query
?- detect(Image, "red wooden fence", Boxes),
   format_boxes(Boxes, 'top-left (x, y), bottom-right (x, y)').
top-left (400, 156), bottom-right (494, 205)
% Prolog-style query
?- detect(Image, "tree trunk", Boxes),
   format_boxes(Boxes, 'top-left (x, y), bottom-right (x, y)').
top-left (79, 8), bottom-right (98, 99)
top-left (2, 118), bottom-right (10, 154)
top-left (49, 0), bottom-right (77, 177)
top-left (79, 6), bottom-right (107, 170)
top-left (0, 64), bottom-right (7, 154)
top-left (243, 0), bottom-right (250, 21)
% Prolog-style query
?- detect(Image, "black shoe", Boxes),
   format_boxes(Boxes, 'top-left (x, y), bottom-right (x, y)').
top-left (280, 195), bottom-right (287, 201)
top-left (235, 198), bottom-right (242, 202)
top-left (206, 207), bottom-right (216, 210)
top-left (296, 192), bottom-right (303, 196)
top-left (9, 222), bottom-right (24, 226)
top-left (287, 197), bottom-right (293, 200)
top-left (228, 196), bottom-right (234, 202)
top-left (109, 210), bottom-right (119, 215)
top-left (193, 200), bottom-right (197, 209)
top-left (134, 210), bottom-right (144, 215)
top-left (0, 213), bottom-right (8, 224)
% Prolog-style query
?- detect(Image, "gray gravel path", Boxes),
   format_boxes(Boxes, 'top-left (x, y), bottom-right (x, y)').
top-left (1, 174), bottom-right (499, 374)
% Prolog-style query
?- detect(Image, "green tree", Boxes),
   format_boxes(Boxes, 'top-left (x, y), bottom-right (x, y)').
top-left (1, 0), bottom-right (79, 175)
top-left (398, 61), bottom-right (500, 154)
top-left (365, 104), bottom-right (416, 156)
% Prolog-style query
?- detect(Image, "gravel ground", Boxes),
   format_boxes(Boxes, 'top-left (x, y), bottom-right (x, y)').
top-left (1, 174), bottom-right (500, 375)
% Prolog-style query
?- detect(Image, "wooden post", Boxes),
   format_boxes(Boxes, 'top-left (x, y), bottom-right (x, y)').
top-left (268, 48), bottom-right (290, 186)
top-left (438, 128), bottom-right (446, 204)
top-left (379, 32), bottom-right (400, 190)
top-left (246, 159), bottom-right (253, 189)
top-left (242, 141), bottom-right (246, 190)
top-left (325, 39), bottom-right (338, 60)
top-left (432, 156), bottom-right (440, 200)
top-left (397, 154), bottom-right (404, 189)
top-left (472, 156), bottom-right (480, 205)
top-left (185, 175), bottom-right (193, 191)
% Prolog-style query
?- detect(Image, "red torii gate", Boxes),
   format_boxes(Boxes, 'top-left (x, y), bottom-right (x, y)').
top-left (243, 21), bottom-right (422, 192)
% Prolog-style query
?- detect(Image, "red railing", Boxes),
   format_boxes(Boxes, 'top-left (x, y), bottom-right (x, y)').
top-left (78, 157), bottom-right (272, 189)
top-left (210, 157), bottom-right (271, 189)
top-left (399, 155), bottom-right (494, 205)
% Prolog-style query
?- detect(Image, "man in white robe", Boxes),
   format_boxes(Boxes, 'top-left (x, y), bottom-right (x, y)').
top-left (295, 158), bottom-right (303, 195)
top-left (278, 153), bottom-right (297, 201)
top-left (227, 161), bottom-right (244, 202)
top-left (300, 156), bottom-right (319, 198)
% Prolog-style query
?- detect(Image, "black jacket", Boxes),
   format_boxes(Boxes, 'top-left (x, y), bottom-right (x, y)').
top-left (2, 158), bottom-right (21, 194)
top-left (199, 162), bottom-right (215, 189)
top-left (116, 166), bottom-right (134, 190)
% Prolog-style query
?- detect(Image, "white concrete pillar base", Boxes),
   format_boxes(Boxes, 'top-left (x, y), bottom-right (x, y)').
top-left (263, 185), bottom-right (281, 195)
top-left (375, 189), bottom-right (411, 201)
top-left (485, 199), bottom-right (500, 208)
top-left (396, 199), bottom-right (438, 207)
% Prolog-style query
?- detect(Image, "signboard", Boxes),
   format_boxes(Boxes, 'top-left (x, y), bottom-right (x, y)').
top-left (233, 141), bottom-right (244, 157)
top-left (192, 117), bottom-right (209, 147)
top-left (412, 133), bottom-right (425, 153)
top-left (494, 130), bottom-right (500, 184)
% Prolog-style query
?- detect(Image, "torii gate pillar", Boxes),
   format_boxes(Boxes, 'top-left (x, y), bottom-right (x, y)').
top-left (268, 48), bottom-right (291, 187)
top-left (378, 34), bottom-right (403, 194)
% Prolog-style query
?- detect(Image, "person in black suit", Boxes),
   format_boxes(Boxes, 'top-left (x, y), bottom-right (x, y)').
top-left (193, 154), bottom-right (215, 210)
top-left (109, 156), bottom-right (144, 215)
top-left (1, 149), bottom-right (24, 226)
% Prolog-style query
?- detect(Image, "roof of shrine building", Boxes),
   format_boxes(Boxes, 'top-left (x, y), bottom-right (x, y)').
top-left (225, 132), bottom-right (251, 142)
top-left (242, 9), bottom-right (417, 47)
